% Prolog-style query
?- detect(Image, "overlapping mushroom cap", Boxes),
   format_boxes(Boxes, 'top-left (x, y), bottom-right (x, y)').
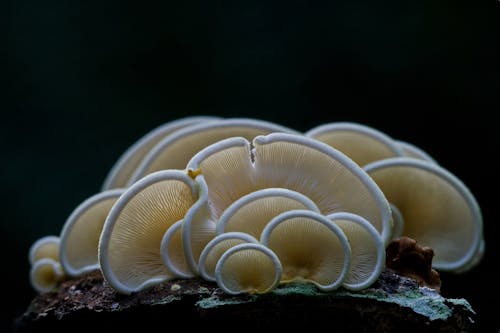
top-left (28, 236), bottom-right (65, 293)
top-left (102, 116), bottom-right (220, 190)
top-left (364, 157), bottom-right (483, 272)
top-left (60, 189), bottom-right (124, 277)
top-left (216, 188), bottom-right (320, 239)
top-left (28, 116), bottom-right (485, 297)
top-left (127, 118), bottom-right (299, 185)
top-left (184, 132), bottom-right (392, 252)
top-left (198, 232), bottom-right (259, 281)
top-left (99, 170), bottom-right (202, 294)
top-left (30, 258), bottom-right (65, 293)
top-left (29, 235), bottom-right (60, 265)
top-left (305, 122), bottom-right (404, 166)
top-left (397, 140), bottom-right (437, 164)
top-left (215, 243), bottom-right (282, 295)
top-left (261, 210), bottom-right (351, 291)
top-left (327, 212), bottom-right (385, 290)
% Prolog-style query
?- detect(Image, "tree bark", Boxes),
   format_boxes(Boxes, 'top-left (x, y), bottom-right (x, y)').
top-left (15, 269), bottom-right (475, 332)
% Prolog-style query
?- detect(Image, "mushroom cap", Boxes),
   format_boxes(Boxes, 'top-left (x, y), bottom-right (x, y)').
top-left (364, 157), bottom-right (483, 272)
top-left (389, 203), bottom-right (405, 239)
top-left (216, 188), bottom-right (320, 239)
top-left (198, 232), bottom-right (259, 281)
top-left (59, 189), bottom-right (125, 277)
top-left (128, 118), bottom-right (299, 185)
top-left (261, 210), bottom-right (351, 291)
top-left (179, 175), bottom-right (216, 274)
top-left (187, 133), bottom-right (392, 244)
top-left (397, 140), bottom-right (438, 164)
top-left (327, 212), bottom-right (385, 291)
top-left (99, 170), bottom-right (198, 294)
top-left (160, 220), bottom-right (195, 279)
top-left (30, 258), bottom-right (64, 293)
top-left (102, 116), bottom-right (220, 190)
top-left (215, 243), bottom-right (282, 295)
top-left (305, 122), bottom-right (404, 166)
top-left (454, 239), bottom-right (485, 274)
top-left (29, 236), bottom-right (60, 266)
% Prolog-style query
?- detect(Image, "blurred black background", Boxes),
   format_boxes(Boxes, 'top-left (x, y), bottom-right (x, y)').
top-left (4, 0), bottom-right (500, 331)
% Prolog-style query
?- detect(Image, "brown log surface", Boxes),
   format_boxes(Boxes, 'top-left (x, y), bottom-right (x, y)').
top-left (15, 269), bottom-right (475, 333)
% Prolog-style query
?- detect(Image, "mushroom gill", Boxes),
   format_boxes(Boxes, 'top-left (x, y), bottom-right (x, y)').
top-left (198, 232), bottom-right (259, 281)
top-left (327, 212), bottom-right (385, 291)
top-left (261, 210), bottom-right (351, 291)
top-left (186, 133), bottom-right (392, 245)
top-left (364, 157), bottom-right (483, 272)
top-left (216, 188), bottom-right (320, 239)
top-left (160, 220), bottom-right (195, 279)
top-left (215, 243), bottom-right (282, 295)
top-left (59, 189), bottom-right (124, 277)
top-left (128, 118), bottom-right (299, 186)
top-left (30, 258), bottom-right (65, 294)
top-left (98, 170), bottom-right (199, 294)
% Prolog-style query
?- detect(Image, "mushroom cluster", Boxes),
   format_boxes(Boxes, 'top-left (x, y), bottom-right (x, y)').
top-left (28, 117), bottom-right (484, 296)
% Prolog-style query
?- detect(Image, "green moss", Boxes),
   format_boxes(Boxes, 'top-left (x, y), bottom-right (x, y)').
top-left (152, 295), bottom-right (182, 305)
top-left (195, 281), bottom-right (473, 321)
top-left (271, 282), bottom-right (321, 296)
top-left (447, 298), bottom-right (475, 314)
top-left (196, 294), bottom-right (256, 309)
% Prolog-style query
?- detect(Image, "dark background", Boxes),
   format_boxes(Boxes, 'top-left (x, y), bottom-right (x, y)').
top-left (4, 0), bottom-right (499, 331)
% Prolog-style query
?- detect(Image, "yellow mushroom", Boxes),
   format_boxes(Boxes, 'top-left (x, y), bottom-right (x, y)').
top-left (364, 157), bottom-right (483, 272)
top-left (98, 170), bottom-right (201, 294)
top-left (305, 122), bottom-right (404, 166)
top-left (216, 188), bottom-right (320, 239)
top-left (215, 243), bottom-right (282, 295)
top-left (127, 118), bottom-right (299, 185)
top-left (28, 235), bottom-right (60, 265)
top-left (102, 116), bottom-right (220, 190)
top-left (327, 212), bottom-right (385, 291)
top-left (186, 133), bottom-right (392, 246)
top-left (160, 220), bottom-right (194, 279)
top-left (59, 189), bottom-right (124, 277)
top-left (198, 232), bottom-right (259, 281)
top-left (397, 140), bottom-right (437, 164)
top-left (261, 210), bottom-right (351, 291)
top-left (30, 258), bottom-right (65, 293)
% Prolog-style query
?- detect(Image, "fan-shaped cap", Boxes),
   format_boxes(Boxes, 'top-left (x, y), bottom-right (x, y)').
top-left (216, 188), bottom-right (320, 238)
top-left (178, 175), bottom-right (216, 274)
top-left (364, 158), bottom-right (483, 272)
top-left (99, 170), bottom-right (198, 294)
top-left (198, 232), bottom-right (259, 281)
top-left (390, 203), bottom-right (405, 239)
top-left (261, 210), bottom-right (351, 291)
top-left (102, 116), bottom-right (220, 190)
top-left (160, 220), bottom-right (194, 279)
top-left (187, 133), bottom-right (392, 244)
top-left (29, 236), bottom-right (60, 265)
top-left (305, 122), bottom-right (404, 166)
top-left (397, 140), bottom-right (437, 164)
top-left (30, 258), bottom-right (64, 293)
top-left (60, 189), bottom-right (124, 277)
top-left (128, 118), bottom-right (299, 185)
top-left (215, 243), bottom-right (282, 295)
top-left (327, 212), bottom-right (385, 291)
top-left (454, 239), bottom-right (485, 274)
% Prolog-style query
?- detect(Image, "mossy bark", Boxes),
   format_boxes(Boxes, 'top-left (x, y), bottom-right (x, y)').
top-left (15, 269), bottom-right (474, 332)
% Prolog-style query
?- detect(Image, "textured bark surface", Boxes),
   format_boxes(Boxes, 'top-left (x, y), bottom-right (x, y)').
top-left (15, 269), bottom-right (475, 332)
